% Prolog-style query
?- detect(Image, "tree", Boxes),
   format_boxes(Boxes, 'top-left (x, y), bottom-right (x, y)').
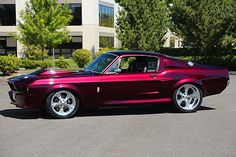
top-left (15, 0), bottom-right (72, 60)
top-left (115, 0), bottom-right (170, 51)
top-left (168, 0), bottom-right (236, 54)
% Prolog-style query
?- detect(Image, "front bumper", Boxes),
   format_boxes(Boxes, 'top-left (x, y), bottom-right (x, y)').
top-left (8, 90), bottom-right (42, 109)
top-left (8, 91), bottom-right (16, 104)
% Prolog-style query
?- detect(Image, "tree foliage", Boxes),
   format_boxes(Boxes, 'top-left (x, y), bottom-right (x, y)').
top-left (22, 45), bottom-right (48, 60)
top-left (168, 0), bottom-right (236, 54)
top-left (15, 0), bottom-right (72, 60)
top-left (115, 0), bottom-right (170, 51)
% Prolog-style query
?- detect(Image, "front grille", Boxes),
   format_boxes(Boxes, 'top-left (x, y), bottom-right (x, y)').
top-left (8, 82), bottom-right (28, 93)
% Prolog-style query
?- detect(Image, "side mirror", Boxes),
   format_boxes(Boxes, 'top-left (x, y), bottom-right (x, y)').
top-left (114, 68), bottom-right (122, 73)
top-left (187, 61), bottom-right (194, 67)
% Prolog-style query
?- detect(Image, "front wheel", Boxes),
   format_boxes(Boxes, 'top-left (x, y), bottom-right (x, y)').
top-left (173, 84), bottom-right (203, 113)
top-left (45, 89), bottom-right (79, 119)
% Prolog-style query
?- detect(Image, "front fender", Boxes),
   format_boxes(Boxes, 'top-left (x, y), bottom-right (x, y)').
top-left (45, 84), bottom-right (83, 103)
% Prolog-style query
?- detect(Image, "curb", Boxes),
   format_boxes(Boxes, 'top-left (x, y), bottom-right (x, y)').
top-left (229, 71), bottom-right (236, 75)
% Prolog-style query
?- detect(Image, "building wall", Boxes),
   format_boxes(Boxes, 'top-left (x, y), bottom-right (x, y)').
top-left (0, 0), bottom-right (118, 58)
top-left (0, 0), bottom-right (180, 58)
top-left (0, 0), bottom-right (15, 4)
top-left (164, 29), bottom-right (182, 48)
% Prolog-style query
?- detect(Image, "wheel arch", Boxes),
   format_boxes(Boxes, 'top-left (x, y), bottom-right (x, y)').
top-left (174, 79), bottom-right (205, 96)
top-left (43, 84), bottom-right (82, 107)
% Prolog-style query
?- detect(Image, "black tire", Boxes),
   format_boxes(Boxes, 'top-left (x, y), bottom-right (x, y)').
top-left (173, 84), bottom-right (203, 113)
top-left (45, 89), bottom-right (79, 119)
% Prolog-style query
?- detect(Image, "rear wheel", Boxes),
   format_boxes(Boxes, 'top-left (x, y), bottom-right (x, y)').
top-left (45, 89), bottom-right (79, 119)
top-left (173, 84), bottom-right (203, 112)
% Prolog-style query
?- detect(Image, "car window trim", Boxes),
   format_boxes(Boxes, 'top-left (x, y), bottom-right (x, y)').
top-left (103, 54), bottom-right (160, 74)
top-left (100, 53), bottom-right (119, 74)
top-left (107, 58), bottom-right (122, 74)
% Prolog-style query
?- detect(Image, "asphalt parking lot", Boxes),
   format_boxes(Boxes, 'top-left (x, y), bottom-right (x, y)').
top-left (0, 75), bottom-right (236, 157)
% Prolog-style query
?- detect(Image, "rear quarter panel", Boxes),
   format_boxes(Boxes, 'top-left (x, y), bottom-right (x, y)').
top-left (158, 67), bottom-right (229, 98)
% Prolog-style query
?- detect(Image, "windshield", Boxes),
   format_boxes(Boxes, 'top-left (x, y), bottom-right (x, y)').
top-left (85, 54), bottom-right (117, 73)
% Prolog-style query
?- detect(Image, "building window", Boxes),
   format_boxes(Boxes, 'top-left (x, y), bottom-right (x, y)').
top-left (99, 36), bottom-right (114, 48)
top-left (49, 36), bottom-right (82, 58)
top-left (0, 37), bottom-right (17, 55)
top-left (69, 4), bottom-right (82, 25)
top-left (99, 5), bottom-right (114, 27)
top-left (0, 4), bottom-right (16, 26)
top-left (170, 37), bottom-right (175, 48)
top-left (178, 40), bottom-right (182, 48)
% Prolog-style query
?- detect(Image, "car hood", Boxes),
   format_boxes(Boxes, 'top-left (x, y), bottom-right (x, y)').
top-left (31, 69), bottom-right (93, 77)
top-left (8, 69), bottom-right (94, 84)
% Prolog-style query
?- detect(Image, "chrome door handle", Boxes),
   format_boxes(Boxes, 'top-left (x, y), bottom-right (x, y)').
top-left (150, 74), bottom-right (157, 78)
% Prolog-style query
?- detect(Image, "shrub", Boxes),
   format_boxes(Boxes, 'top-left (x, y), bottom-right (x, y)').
top-left (180, 55), bottom-right (236, 70)
top-left (21, 59), bottom-right (52, 69)
top-left (21, 59), bottom-right (39, 69)
top-left (72, 49), bottom-right (92, 68)
top-left (158, 48), bottom-right (236, 70)
top-left (0, 55), bottom-right (21, 75)
top-left (159, 47), bottom-right (236, 56)
top-left (95, 47), bottom-right (119, 58)
top-left (23, 46), bottom-right (48, 60)
top-left (55, 56), bottom-right (69, 68)
top-left (38, 60), bottom-right (53, 69)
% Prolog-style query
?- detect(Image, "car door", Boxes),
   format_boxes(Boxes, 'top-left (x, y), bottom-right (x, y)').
top-left (99, 55), bottom-right (161, 106)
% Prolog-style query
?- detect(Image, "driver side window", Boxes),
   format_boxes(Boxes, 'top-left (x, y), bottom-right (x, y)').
top-left (108, 56), bottom-right (159, 74)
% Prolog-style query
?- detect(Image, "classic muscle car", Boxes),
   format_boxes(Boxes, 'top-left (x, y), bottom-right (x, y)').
top-left (8, 51), bottom-right (229, 118)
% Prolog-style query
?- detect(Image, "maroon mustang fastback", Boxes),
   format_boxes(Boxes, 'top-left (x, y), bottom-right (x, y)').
top-left (8, 51), bottom-right (229, 118)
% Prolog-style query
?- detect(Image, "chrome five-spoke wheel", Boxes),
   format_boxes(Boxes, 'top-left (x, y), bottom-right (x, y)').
top-left (46, 90), bottom-right (79, 118)
top-left (173, 84), bottom-right (203, 112)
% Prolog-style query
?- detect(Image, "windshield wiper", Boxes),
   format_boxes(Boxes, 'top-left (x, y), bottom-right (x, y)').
top-left (84, 67), bottom-right (100, 74)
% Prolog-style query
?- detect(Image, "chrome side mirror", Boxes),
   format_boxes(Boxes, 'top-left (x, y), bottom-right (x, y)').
top-left (114, 68), bottom-right (122, 73)
top-left (187, 61), bottom-right (194, 67)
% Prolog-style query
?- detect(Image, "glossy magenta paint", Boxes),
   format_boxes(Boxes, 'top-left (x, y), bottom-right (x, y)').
top-left (7, 51), bottom-right (229, 109)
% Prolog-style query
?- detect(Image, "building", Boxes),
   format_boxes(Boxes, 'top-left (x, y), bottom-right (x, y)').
top-left (0, 0), bottom-right (119, 58)
top-left (163, 29), bottom-right (182, 48)
top-left (0, 0), bottom-right (180, 58)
